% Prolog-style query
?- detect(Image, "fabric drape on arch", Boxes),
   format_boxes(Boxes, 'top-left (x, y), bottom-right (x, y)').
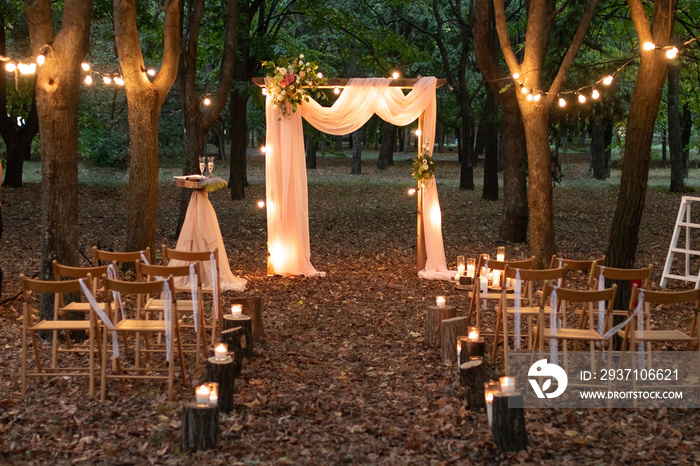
top-left (264, 76), bottom-right (452, 280)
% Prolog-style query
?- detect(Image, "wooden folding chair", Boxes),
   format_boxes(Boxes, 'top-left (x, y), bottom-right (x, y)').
top-left (92, 246), bottom-right (152, 279)
top-left (136, 260), bottom-right (206, 367)
top-left (548, 255), bottom-right (605, 289)
top-left (465, 255), bottom-right (534, 334)
top-left (101, 275), bottom-right (186, 401)
top-left (21, 275), bottom-right (100, 399)
top-left (161, 245), bottom-right (221, 344)
top-left (495, 265), bottom-right (568, 372)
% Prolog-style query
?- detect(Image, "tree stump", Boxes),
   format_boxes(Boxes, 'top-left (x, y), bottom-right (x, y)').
top-left (459, 339), bottom-right (486, 361)
top-left (491, 393), bottom-right (528, 452)
top-left (229, 295), bottom-right (265, 340)
top-left (426, 305), bottom-right (456, 347)
top-left (181, 402), bottom-right (219, 452)
top-left (441, 316), bottom-right (468, 363)
top-left (204, 357), bottom-right (236, 414)
top-left (223, 314), bottom-right (253, 359)
top-left (459, 359), bottom-right (498, 410)
top-left (220, 326), bottom-right (243, 377)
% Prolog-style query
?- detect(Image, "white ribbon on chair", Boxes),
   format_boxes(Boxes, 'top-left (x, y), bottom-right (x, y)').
top-left (481, 259), bottom-right (489, 309)
top-left (514, 269), bottom-right (522, 350)
top-left (550, 286), bottom-right (559, 364)
top-left (210, 251), bottom-right (219, 320)
top-left (597, 267), bottom-right (606, 337)
top-left (107, 264), bottom-right (125, 320)
top-left (189, 264), bottom-right (200, 333)
top-left (603, 289), bottom-right (645, 368)
top-left (162, 280), bottom-right (173, 363)
top-left (79, 278), bottom-right (120, 359)
top-left (558, 258), bottom-right (564, 287)
top-left (140, 250), bottom-right (150, 265)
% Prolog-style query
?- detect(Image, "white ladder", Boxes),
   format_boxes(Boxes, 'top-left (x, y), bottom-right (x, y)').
top-left (660, 196), bottom-right (700, 288)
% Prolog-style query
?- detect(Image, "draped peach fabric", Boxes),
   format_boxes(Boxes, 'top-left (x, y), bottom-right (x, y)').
top-left (264, 76), bottom-right (451, 280)
top-left (175, 190), bottom-right (247, 291)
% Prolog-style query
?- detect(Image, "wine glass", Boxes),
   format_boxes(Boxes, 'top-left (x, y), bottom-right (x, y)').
top-left (207, 156), bottom-right (214, 175)
top-left (199, 156), bottom-right (206, 176)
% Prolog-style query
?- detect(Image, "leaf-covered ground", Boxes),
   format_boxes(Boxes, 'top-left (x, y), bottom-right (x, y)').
top-left (1, 152), bottom-right (700, 465)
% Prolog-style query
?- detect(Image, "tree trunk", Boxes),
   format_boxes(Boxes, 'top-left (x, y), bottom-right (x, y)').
top-left (459, 99), bottom-right (475, 190)
top-left (661, 131), bottom-right (667, 162)
top-left (377, 121), bottom-right (395, 170)
top-left (482, 88), bottom-right (499, 200)
top-left (604, 118), bottom-right (613, 178)
top-left (668, 62), bottom-right (683, 192)
top-left (230, 90), bottom-right (249, 200)
top-left (26, 0), bottom-right (92, 321)
top-left (521, 108), bottom-right (555, 268)
top-left (606, 0), bottom-right (677, 309)
top-left (350, 129), bottom-right (362, 175)
top-left (590, 120), bottom-right (607, 180)
top-left (305, 127), bottom-right (320, 169)
top-left (681, 103), bottom-right (690, 178)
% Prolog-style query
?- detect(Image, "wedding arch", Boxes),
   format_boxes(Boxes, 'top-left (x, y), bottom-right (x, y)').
top-left (252, 76), bottom-right (452, 281)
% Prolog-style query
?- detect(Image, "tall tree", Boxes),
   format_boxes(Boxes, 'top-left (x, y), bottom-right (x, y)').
top-left (176, 0), bottom-right (237, 232)
top-left (668, 60), bottom-right (683, 192)
top-left (606, 0), bottom-right (677, 272)
top-left (492, 0), bottom-right (602, 267)
top-left (115, 0), bottom-right (180, 255)
top-left (25, 0), bottom-right (92, 320)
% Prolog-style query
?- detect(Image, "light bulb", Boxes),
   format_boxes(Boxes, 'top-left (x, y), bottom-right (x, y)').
top-left (642, 41), bottom-right (655, 51)
top-left (261, 146), bottom-right (267, 154)
top-left (521, 86), bottom-right (528, 94)
top-left (512, 73), bottom-right (519, 79)
top-left (147, 68), bottom-right (156, 76)
top-left (257, 200), bottom-right (265, 208)
top-left (592, 89), bottom-right (600, 99)
top-left (578, 94), bottom-right (586, 103)
top-left (666, 47), bottom-right (678, 59)
top-left (407, 188), bottom-right (416, 196)
top-left (81, 62), bottom-right (90, 71)
top-left (603, 75), bottom-right (613, 86)
top-left (558, 97), bottom-right (566, 107)
top-left (17, 63), bottom-right (31, 74)
top-left (526, 93), bottom-right (533, 101)
top-left (533, 93), bottom-right (541, 102)
top-left (103, 76), bottom-right (112, 84)
top-left (415, 129), bottom-right (422, 137)
top-left (333, 86), bottom-right (340, 95)
top-left (203, 97), bottom-right (211, 106)
top-left (114, 76), bottom-right (124, 85)
top-left (36, 54), bottom-right (45, 66)
top-left (5, 62), bottom-right (16, 72)
top-left (392, 71), bottom-right (399, 79)
top-left (84, 75), bottom-right (93, 85)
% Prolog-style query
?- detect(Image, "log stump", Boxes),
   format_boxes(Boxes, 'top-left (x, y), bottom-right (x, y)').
top-left (229, 295), bottom-right (265, 340)
top-left (441, 316), bottom-right (468, 363)
top-left (223, 314), bottom-right (253, 359)
top-left (459, 359), bottom-right (498, 410)
top-left (204, 357), bottom-right (236, 414)
top-left (220, 326), bottom-right (243, 377)
top-left (459, 339), bottom-right (486, 362)
top-left (426, 305), bottom-right (456, 347)
top-left (491, 393), bottom-right (528, 452)
top-left (181, 402), bottom-right (219, 452)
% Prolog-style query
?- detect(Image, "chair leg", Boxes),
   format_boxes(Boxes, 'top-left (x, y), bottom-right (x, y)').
top-left (30, 331), bottom-right (43, 383)
top-left (492, 308), bottom-right (502, 361)
top-left (502, 309), bottom-right (509, 375)
top-left (21, 324), bottom-right (28, 399)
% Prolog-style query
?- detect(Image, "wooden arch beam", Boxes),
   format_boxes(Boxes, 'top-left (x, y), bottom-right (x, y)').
top-left (252, 77), bottom-right (446, 89)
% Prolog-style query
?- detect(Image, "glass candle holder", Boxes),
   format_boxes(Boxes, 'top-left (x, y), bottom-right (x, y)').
top-left (457, 335), bottom-right (470, 368)
top-left (484, 380), bottom-right (500, 427)
top-left (499, 376), bottom-right (515, 394)
top-left (214, 343), bottom-right (228, 361)
top-left (231, 304), bottom-right (243, 316)
top-left (196, 384), bottom-right (211, 404)
top-left (497, 246), bottom-right (505, 262)
top-left (466, 258), bottom-right (476, 278)
top-left (436, 296), bottom-right (446, 307)
top-left (457, 255), bottom-right (465, 276)
top-left (468, 327), bottom-right (480, 341)
top-left (207, 382), bottom-right (219, 405)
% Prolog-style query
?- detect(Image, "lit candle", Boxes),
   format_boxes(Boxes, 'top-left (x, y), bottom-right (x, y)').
top-left (457, 255), bottom-right (465, 276)
top-left (505, 278), bottom-right (512, 289)
top-left (468, 327), bottom-right (479, 341)
top-left (492, 270), bottom-right (501, 287)
top-left (466, 259), bottom-right (475, 278)
top-left (456, 340), bottom-right (462, 368)
top-left (454, 272), bottom-right (461, 281)
top-left (457, 264), bottom-right (465, 276)
top-left (497, 246), bottom-right (505, 262)
top-left (484, 381), bottom-right (500, 427)
top-left (214, 343), bottom-right (228, 361)
top-left (196, 384), bottom-right (211, 403)
top-left (470, 356), bottom-right (483, 362)
top-left (499, 376), bottom-right (515, 394)
top-left (208, 383), bottom-right (219, 405)
top-left (436, 296), bottom-right (446, 307)
top-left (231, 304), bottom-right (243, 316)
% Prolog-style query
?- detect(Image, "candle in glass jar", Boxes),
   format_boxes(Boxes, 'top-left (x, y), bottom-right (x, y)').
top-left (196, 384), bottom-right (211, 403)
top-left (497, 246), bottom-right (505, 262)
top-left (499, 376), bottom-right (515, 393)
top-left (208, 383), bottom-right (219, 405)
top-left (484, 380), bottom-right (500, 427)
top-left (436, 296), bottom-right (446, 307)
top-left (454, 272), bottom-right (461, 281)
top-left (214, 343), bottom-right (228, 361)
top-left (466, 259), bottom-right (476, 278)
top-left (468, 326), bottom-right (479, 341)
top-left (492, 270), bottom-right (501, 287)
top-left (231, 304), bottom-right (243, 316)
top-left (457, 264), bottom-right (465, 276)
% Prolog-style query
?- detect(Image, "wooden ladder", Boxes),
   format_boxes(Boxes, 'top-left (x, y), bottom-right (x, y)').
top-left (660, 196), bottom-right (700, 288)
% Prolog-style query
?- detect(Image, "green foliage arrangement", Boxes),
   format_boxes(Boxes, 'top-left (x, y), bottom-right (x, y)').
top-left (411, 140), bottom-right (436, 183)
top-left (261, 55), bottom-right (326, 115)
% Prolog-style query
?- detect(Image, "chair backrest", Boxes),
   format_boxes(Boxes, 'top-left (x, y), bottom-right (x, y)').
top-left (503, 266), bottom-right (568, 306)
top-left (588, 264), bottom-right (653, 291)
top-left (103, 274), bottom-right (176, 321)
top-left (93, 246), bottom-right (152, 267)
top-left (161, 245), bottom-right (218, 267)
top-left (136, 260), bottom-right (202, 286)
top-left (477, 255), bottom-right (534, 273)
top-left (631, 284), bottom-right (700, 316)
top-left (53, 260), bottom-right (110, 283)
top-left (543, 283), bottom-right (617, 331)
top-left (21, 274), bottom-right (84, 322)
top-left (549, 255), bottom-right (604, 273)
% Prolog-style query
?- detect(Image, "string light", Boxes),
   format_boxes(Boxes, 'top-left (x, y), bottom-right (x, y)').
top-left (526, 93), bottom-right (533, 101)
top-left (84, 75), bottom-right (93, 85)
top-left (415, 129), bottom-right (422, 137)
top-left (512, 73), bottom-right (519, 79)
top-left (533, 93), bottom-right (541, 102)
top-left (113, 76), bottom-right (125, 86)
top-left (578, 93), bottom-right (586, 103)
top-left (558, 97), bottom-right (566, 107)
top-left (257, 200), bottom-right (266, 208)
top-left (520, 85), bottom-right (528, 94)
top-left (81, 62), bottom-right (90, 71)
top-left (333, 86), bottom-right (340, 95)
top-left (102, 76), bottom-right (111, 85)
top-left (392, 71), bottom-right (399, 79)
top-left (261, 146), bottom-right (267, 154)
top-left (666, 46), bottom-right (678, 59)
top-left (407, 188), bottom-right (416, 196)
top-left (147, 68), bottom-right (156, 76)
top-left (5, 62), bottom-right (16, 72)
top-left (36, 54), bottom-right (45, 66)
top-left (642, 42), bottom-right (655, 51)
top-left (203, 97), bottom-right (211, 106)
top-left (591, 89), bottom-right (600, 99)
top-left (602, 75), bottom-right (613, 85)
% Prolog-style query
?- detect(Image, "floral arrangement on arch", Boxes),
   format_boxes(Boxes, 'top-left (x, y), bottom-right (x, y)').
top-left (262, 55), bottom-right (326, 115)
top-left (411, 140), bottom-right (436, 184)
